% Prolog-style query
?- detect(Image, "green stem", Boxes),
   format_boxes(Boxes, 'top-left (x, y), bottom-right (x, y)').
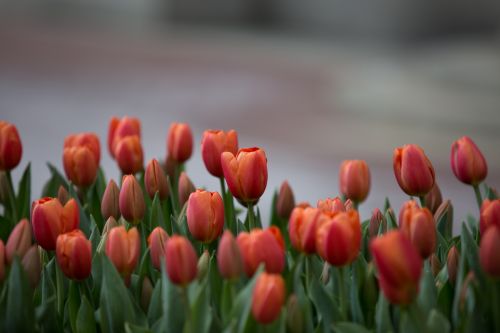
top-left (338, 266), bottom-right (348, 321)
top-left (247, 203), bottom-right (255, 230)
top-left (492, 281), bottom-right (500, 333)
top-left (55, 261), bottom-right (65, 316)
top-left (5, 170), bottom-right (18, 224)
top-left (473, 184), bottom-right (483, 210)
top-left (220, 177), bottom-right (231, 232)
top-left (418, 196), bottom-right (426, 208)
top-left (181, 286), bottom-right (191, 333)
top-left (162, 199), bottom-right (173, 235)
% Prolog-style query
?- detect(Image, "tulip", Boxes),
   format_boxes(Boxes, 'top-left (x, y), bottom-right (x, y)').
top-left (276, 181), bottom-right (295, 220)
top-left (479, 226), bottom-right (500, 278)
top-left (145, 159), bottom-right (169, 200)
top-left (105, 226), bottom-right (140, 285)
top-left (164, 235), bottom-right (198, 285)
top-left (187, 189), bottom-right (224, 243)
top-left (221, 147), bottom-right (268, 205)
top-left (317, 197), bottom-right (345, 216)
top-left (447, 246), bottom-right (459, 285)
top-left (251, 273), bottom-right (285, 324)
top-left (201, 129), bottom-right (238, 178)
top-left (0, 240), bottom-right (5, 282)
top-left (119, 175), bottom-right (145, 224)
top-left (370, 230), bottom-right (423, 304)
top-left (217, 230), bottom-right (244, 280)
top-left (101, 180), bottom-right (121, 221)
top-left (114, 135), bottom-right (143, 175)
top-left (56, 230), bottom-right (92, 280)
top-left (434, 199), bottom-right (453, 237)
top-left (237, 228), bottom-right (285, 276)
top-left (288, 207), bottom-right (327, 254)
top-left (141, 277), bottom-right (153, 312)
top-left (369, 208), bottom-right (387, 239)
top-left (108, 116), bottom-right (141, 158)
top-left (399, 200), bottom-right (436, 259)
top-left (0, 121), bottom-right (22, 171)
top-left (286, 294), bottom-right (304, 333)
top-left (164, 154), bottom-right (178, 181)
top-left (63, 133), bottom-right (100, 187)
top-left (148, 227), bottom-right (169, 271)
top-left (167, 123), bottom-right (193, 163)
top-left (339, 160), bottom-right (371, 203)
top-left (6, 219), bottom-right (32, 264)
top-left (393, 144), bottom-right (435, 196)
top-left (31, 197), bottom-right (79, 251)
top-left (450, 136), bottom-right (488, 186)
top-left (22, 245), bottom-right (41, 288)
top-left (197, 250), bottom-right (210, 281)
top-left (479, 199), bottom-right (500, 235)
top-left (430, 254), bottom-right (441, 277)
top-left (424, 183), bottom-right (443, 214)
top-left (178, 172), bottom-right (195, 208)
top-left (57, 185), bottom-right (69, 205)
top-left (316, 210), bottom-right (361, 266)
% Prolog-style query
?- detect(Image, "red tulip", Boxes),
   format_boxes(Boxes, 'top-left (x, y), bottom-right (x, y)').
top-left (399, 200), bottom-right (436, 259)
top-left (178, 172), bottom-right (195, 208)
top-left (114, 135), bottom-right (143, 175)
top-left (101, 180), bottom-right (121, 221)
top-left (148, 227), bottom-right (169, 271)
top-left (480, 226), bottom-right (500, 278)
top-left (6, 219), bottom-right (32, 264)
top-left (145, 159), bottom-right (169, 200)
top-left (217, 230), bottom-right (244, 280)
top-left (276, 181), bottom-right (295, 220)
top-left (479, 199), bottom-right (500, 235)
top-left (424, 183), bottom-right (443, 214)
top-left (288, 207), bottom-right (327, 254)
top-left (164, 235), bottom-right (198, 285)
top-left (105, 226), bottom-right (140, 285)
top-left (108, 116), bottom-right (141, 158)
top-left (0, 121), bottom-right (22, 171)
top-left (22, 245), bottom-right (41, 288)
top-left (56, 230), bottom-right (92, 280)
top-left (63, 133), bottom-right (100, 187)
top-left (252, 273), bottom-right (286, 324)
top-left (167, 123), bottom-right (193, 163)
top-left (369, 208), bottom-right (386, 239)
top-left (450, 136), bottom-right (488, 185)
top-left (187, 189), bottom-right (224, 243)
top-left (393, 144), bottom-right (435, 196)
top-left (447, 246), bottom-right (459, 285)
top-left (201, 129), bottom-right (238, 178)
top-left (339, 160), bottom-right (371, 203)
top-left (119, 175), bottom-right (145, 224)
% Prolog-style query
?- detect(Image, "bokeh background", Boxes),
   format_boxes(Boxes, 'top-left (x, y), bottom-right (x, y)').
top-left (1, 0), bottom-right (500, 228)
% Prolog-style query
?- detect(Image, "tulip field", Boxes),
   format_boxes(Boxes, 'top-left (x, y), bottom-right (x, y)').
top-left (0, 118), bottom-right (499, 333)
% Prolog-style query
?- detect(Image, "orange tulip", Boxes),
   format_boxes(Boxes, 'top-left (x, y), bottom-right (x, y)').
top-left (251, 273), bottom-right (286, 324)
top-left (450, 136), bottom-right (488, 186)
top-left (479, 199), bottom-right (500, 235)
top-left (393, 144), bottom-right (435, 196)
top-left (187, 189), bottom-right (224, 243)
top-left (101, 180), bottom-right (120, 221)
top-left (119, 175), bottom-right (145, 224)
top-left (63, 133), bottom-right (100, 187)
top-left (108, 116), bottom-right (141, 158)
top-left (276, 181), bottom-right (295, 220)
top-left (114, 135), bottom-right (143, 175)
top-left (201, 129), bottom-right (238, 177)
top-left (6, 219), bottom-right (32, 264)
top-left (339, 160), bottom-right (371, 203)
top-left (56, 230), bottom-right (92, 280)
top-left (31, 197), bottom-right (80, 251)
top-left (148, 227), bottom-right (169, 271)
top-left (164, 235), bottom-right (198, 285)
top-left (288, 207), bottom-right (327, 254)
top-left (217, 230), bottom-right (244, 280)
top-left (370, 230), bottom-right (423, 304)
top-left (399, 200), bottom-right (436, 259)
top-left (105, 226), bottom-right (140, 285)
top-left (479, 226), bottom-right (500, 278)
top-left (316, 210), bottom-right (361, 266)
top-left (317, 197), bottom-right (345, 216)
top-left (167, 123), bottom-right (193, 163)
top-left (221, 147), bottom-right (268, 204)
top-left (144, 159), bottom-right (169, 200)
top-left (0, 121), bottom-right (22, 171)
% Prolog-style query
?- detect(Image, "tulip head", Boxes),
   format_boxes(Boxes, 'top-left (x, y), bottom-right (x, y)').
top-left (393, 144), bottom-right (435, 196)
top-left (317, 197), bottom-right (345, 216)
top-left (369, 208), bottom-right (387, 239)
top-left (221, 147), bottom-right (268, 205)
top-left (105, 226), bottom-right (140, 285)
top-left (0, 121), bottom-right (22, 171)
top-left (479, 199), bottom-right (500, 235)
top-left (447, 246), bottom-right (459, 285)
top-left (339, 160), bottom-right (371, 203)
top-left (178, 171), bottom-right (195, 208)
top-left (56, 230), bottom-right (92, 280)
top-left (201, 129), bottom-right (238, 178)
top-left (316, 210), bottom-right (361, 266)
top-left (167, 123), bottom-right (193, 163)
top-left (217, 230), bottom-right (244, 280)
top-left (101, 179), bottom-right (121, 221)
top-left (145, 159), bottom-right (169, 200)
top-left (479, 226), bottom-right (500, 279)
top-left (63, 133), bottom-right (100, 188)
top-left (370, 230), bottom-right (423, 304)
top-left (276, 181), bottom-right (295, 220)
top-left (6, 219), bottom-right (32, 265)
top-left (148, 227), bottom-right (169, 271)
top-left (450, 136), bottom-right (488, 186)
top-left (22, 245), bottom-right (41, 288)
top-left (288, 207), bottom-right (326, 254)
top-left (164, 235), bottom-right (198, 285)
top-left (251, 273), bottom-right (286, 324)
top-left (119, 175), bottom-right (145, 224)
top-left (430, 254), bottom-right (441, 277)
top-left (187, 189), bottom-right (224, 243)
top-left (114, 135), bottom-right (144, 175)
top-left (399, 200), bottom-right (436, 259)
top-left (424, 183), bottom-right (443, 214)
top-left (31, 197), bottom-right (80, 251)
top-left (108, 116), bottom-right (141, 158)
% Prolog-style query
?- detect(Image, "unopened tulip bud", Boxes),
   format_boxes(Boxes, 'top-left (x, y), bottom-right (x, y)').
top-left (447, 246), bottom-right (459, 285)
top-left (339, 160), bottom-right (371, 203)
top-left (424, 183), bottom-right (443, 214)
top-left (187, 189), bottom-right (224, 243)
top-left (102, 180), bottom-right (120, 221)
top-left (31, 197), bottom-right (80, 251)
top-left (22, 245), bottom-right (41, 288)
top-left (141, 277), bottom-right (153, 312)
top-left (430, 254), bottom-right (441, 277)
top-left (197, 250), bottom-right (210, 281)
top-left (252, 273), bottom-right (285, 324)
top-left (286, 294), bottom-right (303, 333)
top-left (221, 147), bottom-right (268, 205)
top-left (399, 200), bottom-right (436, 259)
top-left (165, 235), bottom-right (198, 285)
top-left (63, 133), bottom-right (100, 188)
top-left (119, 175), bottom-right (145, 224)
top-left (317, 197), bottom-right (345, 216)
top-left (201, 129), bottom-right (239, 178)
top-left (56, 230), bottom-right (92, 280)
top-left (370, 230), bottom-right (423, 304)
top-left (6, 219), bottom-right (32, 265)
top-left (105, 226), bottom-right (140, 285)
top-left (114, 135), bottom-right (144, 175)
top-left (167, 123), bottom-right (193, 163)
top-left (393, 144), bottom-right (435, 196)
top-left (57, 185), bottom-right (69, 205)
top-left (148, 227), bottom-right (168, 271)
top-left (108, 116), bottom-right (141, 158)
top-left (479, 199), bottom-right (500, 235)
top-left (164, 155), bottom-right (178, 181)
top-left (0, 121), bottom-right (23, 171)
top-left (0, 240), bottom-right (5, 282)
top-left (217, 230), bottom-right (243, 280)
top-left (145, 159), bottom-right (169, 200)
top-left (451, 136), bottom-right (488, 186)
top-left (479, 227), bottom-right (500, 278)
top-left (178, 172), bottom-right (195, 208)
top-left (369, 208), bottom-right (387, 238)
top-left (434, 200), bottom-right (453, 236)
top-left (276, 181), bottom-right (295, 220)
top-left (288, 207), bottom-right (327, 254)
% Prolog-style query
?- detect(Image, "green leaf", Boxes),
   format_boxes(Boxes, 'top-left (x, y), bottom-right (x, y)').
top-left (333, 321), bottom-right (373, 333)
top-left (230, 269), bottom-right (262, 333)
top-left (436, 281), bottom-right (453, 319)
top-left (147, 280), bottom-right (162, 326)
top-left (350, 259), bottom-right (366, 325)
top-left (426, 309), bottom-right (450, 333)
top-left (125, 322), bottom-right (152, 333)
top-left (185, 281), bottom-right (212, 333)
top-left (67, 183), bottom-right (91, 237)
top-left (384, 209), bottom-right (397, 230)
top-left (67, 281), bottom-right (81, 333)
top-left (88, 184), bottom-right (104, 231)
top-left (16, 162), bottom-right (31, 219)
top-left (375, 293), bottom-right (392, 333)
top-left (308, 275), bottom-right (339, 331)
top-left (77, 295), bottom-right (97, 333)
top-left (4, 258), bottom-right (35, 332)
top-left (89, 219), bottom-right (101, 253)
top-left (149, 193), bottom-right (166, 231)
top-left (417, 261), bottom-right (437, 315)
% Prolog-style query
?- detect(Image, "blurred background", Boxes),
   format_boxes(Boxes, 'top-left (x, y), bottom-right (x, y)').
top-left (1, 0), bottom-right (500, 228)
